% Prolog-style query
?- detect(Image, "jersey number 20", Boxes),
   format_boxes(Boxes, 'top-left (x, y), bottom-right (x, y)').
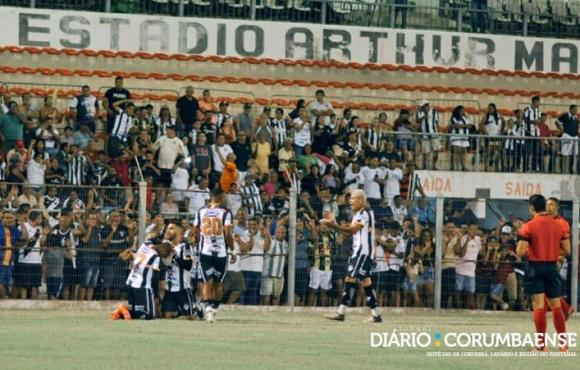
top-left (202, 217), bottom-right (223, 236)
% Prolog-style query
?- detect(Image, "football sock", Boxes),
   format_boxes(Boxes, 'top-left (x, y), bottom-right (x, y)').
top-left (552, 307), bottom-right (567, 338)
top-left (364, 285), bottom-right (379, 311)
top-left (533, 308), bottom-right (547, 349)
top-left (340, 282), bottom-right (358, 308)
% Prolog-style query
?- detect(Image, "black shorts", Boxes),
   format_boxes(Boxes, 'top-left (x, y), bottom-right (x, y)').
top-left (127, 286), bottom-right (156, 320)
top-left (47, 277), bottom-right (63, 298)
top-left (63, 259), bottom-right (78, 286)
top-left (158, 169), bottom-right (173, 187)
top-left (525, 262), bottom-right (562, 299)
top-left (347, 254), bottom-right (372, 281)
top-left (16, 263), bottom-right (42, 289)
top-left (199, 254), bottom-right (228, 283)
top-left (162, 289), bottom-right (194, 316)
top-left (442, 268), bottom-right (456, 297)
top-left (385, 270), bottom-right (402, 293)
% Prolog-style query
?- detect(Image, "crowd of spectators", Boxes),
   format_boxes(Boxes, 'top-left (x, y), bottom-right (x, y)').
top-left (0, 77), bottom-right (577, 309)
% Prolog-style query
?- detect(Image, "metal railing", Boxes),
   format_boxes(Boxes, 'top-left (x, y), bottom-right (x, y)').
top-left (5, 0), bottom-right (579, 38)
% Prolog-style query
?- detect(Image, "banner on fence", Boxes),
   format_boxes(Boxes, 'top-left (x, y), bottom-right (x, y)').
top-left (415, 171), bottom-right (580, 201)
top-left (1, 6), bottom-right (578, 73)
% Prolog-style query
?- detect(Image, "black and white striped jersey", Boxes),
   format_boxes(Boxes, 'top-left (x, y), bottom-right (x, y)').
top-left (270, 118), bottom-right (288, 146)
top-left (111, 108), bottom-right (133, 142)
top-left (351, 207), bottom-right (376, 259)
top-left (241, 183), bottom-right (263, 216)
top-left (66, 155), bottom-right (89, 185)
top-left (165, 241), bottom-right (194, 292)
top-left (126, 241), bottom-right (160, 289)
top-left (416, 109), bottom-right (439, 136)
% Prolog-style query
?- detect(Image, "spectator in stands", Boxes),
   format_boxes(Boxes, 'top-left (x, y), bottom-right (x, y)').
top-left (454, 224), bottom-right (482, 309)
top-left (254, 113), bottom-right (274, 145)
top-left (77, 212), bottom-right (101, 301)
top-left (442, 223), bottom-right (459, 308)
top-left (394, 0), bottom-right (408, 28)
top-left (26, 151), bottom-right (47, 189)
top-left (450, 105), bottom-right (476, 171)
top-left (69, 85), bottom-right (99, 133)
top-left (16, 210), bottom-right (46, 299)
top-left (0, 211), bottom-right (22, 299)
top-left (361, 157), bottom-right (385, 207)
top-left (211, 133), bottom-right (234, 183)
top-left (240, 217), bottom-right (270, 305)
top-left (294, 217), bottom-right (316, 306)
top-left (18, 184), bottom-right (39, 208)
top-left (383, 159), bottom-right (403, 206)
top-left (36, 118), bottom-right (60, 156)
top-left (102, 76), bottom-right (131, 136)
top-left (240, 174), bottom-right (262, 217)
top-left (308, 90), bottom-right (333, 126)
top-left (101, 209), bottom-right (132, 300)
top-left (220, 153), bottom-right (238, 192)
top-left (416, 100), bottom-right (440, 170)
top-left (308, 222), bottom-right (334, 307)
top-left (198, 90), bottom-right (217, 123)
top-left (184, 176), bottom-right (210, 216)
top-left (153, 125), bottom-right (188, 195)
top-left (252, 133), bottom-right (272, 176)
top-left (154, 106), bottom-right (177, 140)
top-left (415, 227), bottom-right (435, 307)
top-left (480, 103), bottom-right (503, 172)
top-left (176, 86), bottom-right (199, 135)
top-left (170, 158), bottom-right (189, 203)
top-left (556, 104), bottom-right (578, 174)
top-left (190, 133), bottom-right (211, 180)
top-left (73, 122), bottom-right (94, 150)
top-left (261, 226), bottom-right (287, 306)
top-left (234, 103), bottom-right (254, 136)
top-left (43, 211), bottom-right (73, 300)
top-left (292, 107), bottom-right (312, 157)
top-left (160, 193), bottom-right (179, 217)
top-left (537, 113), bottom-right (555, 173)
top-left (223, 209), bottom-right (247, 304)
top-left (471, 0), bottom-right (488, 33)
top-left (411, 197), bottom-right (435, 225)
top-left (0, 101), bottom-right (26, 154)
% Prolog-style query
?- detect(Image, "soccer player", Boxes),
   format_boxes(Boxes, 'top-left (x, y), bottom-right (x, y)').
top-left (161, 223), bottom-right (199, 320)
top-left (321, 189), bottom-right (383, 323)
top-left (545, 197), bottom-right (574, 320)
top-left (117, 239), bottom-right (173, 320)
top-left (516, 194), bottom-right (571, 351)
top-left (193, 188), bottom-right (235, 323)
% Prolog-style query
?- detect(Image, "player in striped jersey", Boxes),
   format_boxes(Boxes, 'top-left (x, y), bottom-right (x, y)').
top-left (321, 189), bottom-right (383, 323)
top-left (119, 239), bottom-right (173, 320)
top-left (161, 223), bottom-right (200, 320)
top-left (193, 188), bottom-right (235, 323)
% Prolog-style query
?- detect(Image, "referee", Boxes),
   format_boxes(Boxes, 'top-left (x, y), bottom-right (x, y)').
top-left (516, 194), bottom-right (571, 352)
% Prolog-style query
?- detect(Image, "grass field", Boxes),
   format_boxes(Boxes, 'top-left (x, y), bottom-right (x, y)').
top-left (0, 306), bottom-right (578, 370)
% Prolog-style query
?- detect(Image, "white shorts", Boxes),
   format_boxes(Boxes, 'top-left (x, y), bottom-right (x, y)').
top-left (450, 138), bottom-right (470, 148)
top-left (260, 276), bottom-right (284, 297)
top-left (309, 268), bottom-right (332, 291)
top-left (561, 133), bottom-right (579, 156)
top-left (421, 137), bottom-right (441, 153)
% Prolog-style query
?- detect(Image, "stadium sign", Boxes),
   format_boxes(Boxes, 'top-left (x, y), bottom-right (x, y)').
top-left (415, 171), bottom-right (580, 201)
top-left (1, 6), bottom-right (578, 73)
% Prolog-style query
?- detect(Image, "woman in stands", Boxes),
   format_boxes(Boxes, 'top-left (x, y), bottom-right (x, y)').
top-left (154, 106), bottom-right (177, 140)
top-left (449, 105), bottom-right (475, 171)
top-left (480, 103), bottom-right (503, 172)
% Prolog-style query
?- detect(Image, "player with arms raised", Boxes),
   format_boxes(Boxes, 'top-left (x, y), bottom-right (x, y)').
top-left (516, 194), bottom-right (571, 351)
top-left (193, 188), bottom-right (235, 323)
top-left (321, 189), bottom-right (383, 323)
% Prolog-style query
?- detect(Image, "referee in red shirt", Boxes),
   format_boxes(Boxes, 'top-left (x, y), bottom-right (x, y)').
top-left (517, 194), bottom-right (571, 351)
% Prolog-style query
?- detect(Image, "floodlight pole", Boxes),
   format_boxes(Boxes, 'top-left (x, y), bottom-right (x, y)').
top-left (571, 200), bottom-right (579, 311)
top-left (434, 197), bottom-right (443, 311)
top-left (287, 175), bottom-right (297, 310)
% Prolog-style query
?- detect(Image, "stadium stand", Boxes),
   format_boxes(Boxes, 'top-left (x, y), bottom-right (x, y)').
top-left (0, 2), bottom-right (577, 313)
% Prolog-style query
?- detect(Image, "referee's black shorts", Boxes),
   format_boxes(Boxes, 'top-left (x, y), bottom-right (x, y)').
top-left (525, 261), bottom-right (562, 299)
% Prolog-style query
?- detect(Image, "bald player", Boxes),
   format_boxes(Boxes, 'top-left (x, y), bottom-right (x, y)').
top-left (517, 194), bottom-right (571, 351)
top-left (321, 189), bottom-right (383, 323)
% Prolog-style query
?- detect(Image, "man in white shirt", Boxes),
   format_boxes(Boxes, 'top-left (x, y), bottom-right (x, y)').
top-left (152, 126), bottom-right (188, 188)
top-left (292, 107), bottom-right (312, 157)
top-left (170, 159), bottom-right (190, 202)
top-left (376, 222), bottom-right (406, 307)
top-left (391, 195), bottom-right (408, 225)
top-left (454, 224), bottom-right (482, 309)
top-left (16, 211), bottom-right (48, 300)
top-left (384, 161), bottom-right (403, 206)
top-left (361, 157), bottom-right (386, 206)
top-left (184, 177), bottom-right (210, 216)
top-left (211, 133), bottom-right (233, 176)
top-left (308, 89), bottom-right (333, 126)
top-left (343, 161), bottom-right (364, 194)
top-left (240, 218), bottom-right (271, 305)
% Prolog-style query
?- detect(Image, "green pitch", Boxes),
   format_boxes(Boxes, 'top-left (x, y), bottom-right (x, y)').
top-left (0, 308), bottom-right (578, 370)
